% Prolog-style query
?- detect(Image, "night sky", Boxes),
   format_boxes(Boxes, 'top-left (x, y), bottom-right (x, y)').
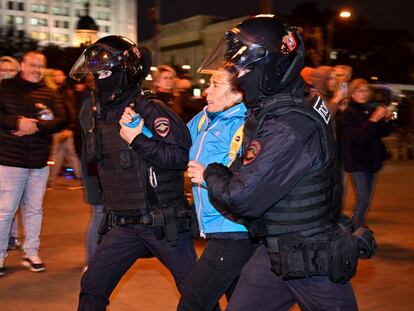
top-left (138, 0), bottom-right (414, 41)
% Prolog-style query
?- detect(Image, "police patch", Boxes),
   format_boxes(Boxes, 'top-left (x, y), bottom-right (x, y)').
top-left (243, 140), bottom-right (261, 165)
top-left (154, 117), bottom-right (170, 137)
top-left (281, 32), bottom-right (297, 54)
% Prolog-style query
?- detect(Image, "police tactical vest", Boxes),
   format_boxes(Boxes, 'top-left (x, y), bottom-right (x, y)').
top-left (96, 102), bottom-right (148, 214)
top-left (95, 93), bottom-right (185, 214)
top-left (246, 94), bottom-right (340, 237)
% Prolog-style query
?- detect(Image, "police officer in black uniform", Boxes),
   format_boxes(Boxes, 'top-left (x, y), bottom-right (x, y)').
top-left (70, 35), bottom-right (197, 311)
top-left (194, 15), bottom-right (364, 310)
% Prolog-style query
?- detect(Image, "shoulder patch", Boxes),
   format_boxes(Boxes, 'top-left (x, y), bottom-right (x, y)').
top-left (313, 96), bottom-right (331, 124)
top-left (154, 117), bottom-right (170, 137)
top-left (243, 139), bottom-right (261, 165)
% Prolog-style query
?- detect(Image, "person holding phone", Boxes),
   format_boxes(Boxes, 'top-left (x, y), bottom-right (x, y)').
top-left (341, 78), bottom-right (393, 225)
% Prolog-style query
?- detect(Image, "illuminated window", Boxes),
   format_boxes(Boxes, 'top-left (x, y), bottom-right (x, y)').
top-left (96, 0), bottom-right (111, 7)
top-left (30, 18), bottom-right (48, 26)
top-left (52, 6), bottom-right (69, 16)
top-left (31, 4), bottom-right (48, 13)
top-left (96, 12), bottom-right (111, 21)
top-left (31, 31), bottom-right (48, 41)
top-left (52, 33), bottom-right (69, 42)
top-left (7, 15), bottom-right (24, 24)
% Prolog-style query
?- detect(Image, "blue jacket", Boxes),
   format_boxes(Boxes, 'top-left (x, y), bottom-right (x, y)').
top-left (188, 103), bottom-right (247, 236)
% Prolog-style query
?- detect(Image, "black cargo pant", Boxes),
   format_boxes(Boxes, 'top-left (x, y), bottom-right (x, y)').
top-left (78, 223), bottom-right (197, 311)
top-left (226, 245), bottom-right (358, 311)
top-left (177, 237), bottom-right (256, 311)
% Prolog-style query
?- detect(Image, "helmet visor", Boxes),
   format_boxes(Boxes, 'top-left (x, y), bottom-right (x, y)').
top-left (198, 31), bottom-right (267, 75)
top-left (69, 43), bottom-right (122, 81)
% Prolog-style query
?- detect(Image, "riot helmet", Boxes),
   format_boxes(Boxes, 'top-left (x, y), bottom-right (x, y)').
top-left (199, 15), bottom-right (304, 106)
top-left (70, 35), bottom-right (151, 105)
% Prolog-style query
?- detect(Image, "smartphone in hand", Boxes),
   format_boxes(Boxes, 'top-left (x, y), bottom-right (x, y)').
top-left (339, 82), bottom-right (348, 96)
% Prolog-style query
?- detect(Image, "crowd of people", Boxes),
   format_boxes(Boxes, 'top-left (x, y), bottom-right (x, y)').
top-left (0, 13), bottom-right (405, 311)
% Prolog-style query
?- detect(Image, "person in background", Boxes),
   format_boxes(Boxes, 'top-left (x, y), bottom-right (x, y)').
top-left (335, 65), bottom-right (353, 83)
top-left (341, 78), bottom-right (393, 225)
top-left (152, 65), bottom-right (181, 112)
top-left (312, 65), bottom-right (348, 114)
top-left (76, 76), bottom-right (104, 268)
top-left (174, 76), bottom-right (203, 123)
top-left (47, 69), bottom-right (82, 188)
top-left (0, 56), bottom-right (20, 81)
top-left (178, 68), bottom-right (256, 311)
top-left (334, 65), bottom-right (352, 112)
top-left (300, 66), bottom-right (315, 90)
top-left (0, 51), bottom-right (67, 276)
top-left (0, 56), bottom-right (22, 251)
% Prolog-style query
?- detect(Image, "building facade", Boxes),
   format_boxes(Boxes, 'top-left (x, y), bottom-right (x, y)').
top-left (140, 15), bottom-right (245, 87)
top-left (0, 0), bottom-right (137, 46)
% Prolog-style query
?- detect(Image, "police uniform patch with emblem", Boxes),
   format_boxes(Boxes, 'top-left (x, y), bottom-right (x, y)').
top-left (243, 140), bottom-right (261, 165)
top-left (154, 117), bottom-right (170, 137)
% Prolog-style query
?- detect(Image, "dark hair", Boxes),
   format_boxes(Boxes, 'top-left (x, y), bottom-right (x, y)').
top-left (222, 64), bottom-right (243, 95)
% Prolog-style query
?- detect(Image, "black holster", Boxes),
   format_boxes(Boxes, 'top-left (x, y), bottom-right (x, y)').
top-left (149, 200), bottom-right (199, 246)
top-left (338, 215), bottom-right (377, 259)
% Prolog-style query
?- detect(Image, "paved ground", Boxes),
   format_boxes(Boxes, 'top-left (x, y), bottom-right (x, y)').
top-left (1, 141), bottom-right (413, 310)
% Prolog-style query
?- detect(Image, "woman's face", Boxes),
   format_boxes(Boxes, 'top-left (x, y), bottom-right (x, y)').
top-left (205, 71), bottom-right (242, 113)
top-left (157, 71), bottom-right (175, 92)
top-left (327, 71), bottom-right (337, 93)
top-left (351, 84), bottom-right (371, 104)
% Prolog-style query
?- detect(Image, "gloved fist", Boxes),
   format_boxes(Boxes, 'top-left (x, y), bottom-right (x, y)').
top-left (204, 162), bottom-right (231, 180)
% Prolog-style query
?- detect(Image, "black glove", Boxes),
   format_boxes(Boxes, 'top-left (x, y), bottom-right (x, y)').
top-left (204, 162), bottom-right (231, 181)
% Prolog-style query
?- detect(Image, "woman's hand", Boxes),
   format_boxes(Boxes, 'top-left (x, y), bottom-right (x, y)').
top-left (370, 106), bottom-right (392, 122)
top-left (187, 160), bottom-right (206, 184)
top-left (119, 107), bottom-right (144, 144)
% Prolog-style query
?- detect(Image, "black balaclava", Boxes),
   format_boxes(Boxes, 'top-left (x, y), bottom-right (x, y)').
top-left (237, 60), bottom-right (305, 109)
top-left (95, 66), bottom-right (126, 108)
top-left (236, 65), bottom-right (262, 108)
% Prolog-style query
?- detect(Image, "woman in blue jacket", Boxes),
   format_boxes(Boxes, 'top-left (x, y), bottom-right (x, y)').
top-left (177, 69), bottom-right (256, 311)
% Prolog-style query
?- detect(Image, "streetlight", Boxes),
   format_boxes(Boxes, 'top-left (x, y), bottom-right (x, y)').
top-left (326, 10), bottom-right (351, 65)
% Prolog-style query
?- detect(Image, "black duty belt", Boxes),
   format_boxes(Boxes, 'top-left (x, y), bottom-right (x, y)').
top-left (106, 210), bottom-right (151, 227)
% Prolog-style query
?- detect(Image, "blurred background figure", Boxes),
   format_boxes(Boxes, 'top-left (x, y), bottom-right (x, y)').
top-left (174, 75), bottom-right (204, 123)
top-left (47, 69), bottom-right (82, 189)
top-left (334, 64), bottom-right (353, 111)
top-left (311, 65), bottom-right (348, 114)
top-left (334, 65), bottom-right (353, 83)
top-left (340, 78), bottom-right (393, 225)
top-left (300, 66), bottom-right (315, 91)
top-left (396, 94), bottom-right (414, 160)
top-left (0, 56), bottom-right (20, 81)
top-left (76, 76), bottom-right (104, 269)
top-left (0, 56), bottom-right (22, 251)
top-left (152, 65), bottom-right (180, 111)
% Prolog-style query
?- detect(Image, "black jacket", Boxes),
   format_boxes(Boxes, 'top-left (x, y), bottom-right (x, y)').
top-left (341, 101), bottom-right (392, 173)
top-left (203, 91), bottom-right (325, 220)
top-left (57, 83), bottom-right (78, 132)
top-left (0, 76), bottom-right (67, 168)
top-left (79, 87), bottom-right (191, 207)
top-left (79, 88), bottom-right (103, 205)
